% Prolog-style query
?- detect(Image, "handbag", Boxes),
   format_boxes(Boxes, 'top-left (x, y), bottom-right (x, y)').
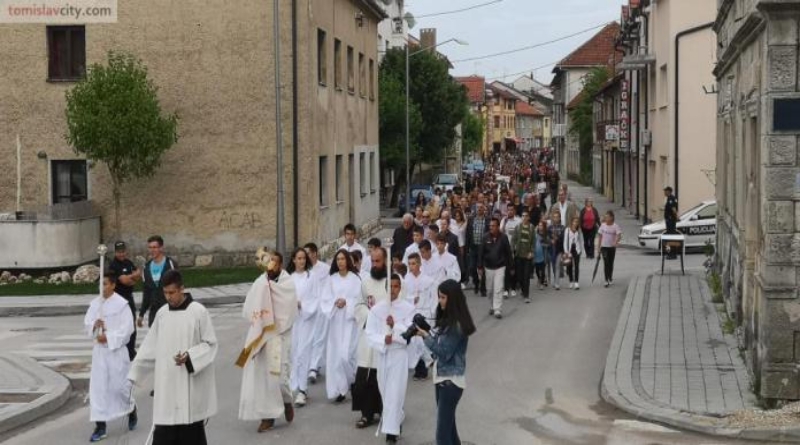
top-left (561, 253), bottom-right (572, 265)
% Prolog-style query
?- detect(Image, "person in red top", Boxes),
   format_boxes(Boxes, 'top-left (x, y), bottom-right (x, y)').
top-left (579, 198), bottom-right (601, 259)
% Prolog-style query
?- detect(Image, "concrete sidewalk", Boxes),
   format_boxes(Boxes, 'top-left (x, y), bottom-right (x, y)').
top-left (563, 180), bottom-right (644, 249)
top-left (0, 354), bottom-right (70, 436)
top-left (603, 273), bottom-right (800, 442)
top-left (0, 283), bottom-right (251, 318)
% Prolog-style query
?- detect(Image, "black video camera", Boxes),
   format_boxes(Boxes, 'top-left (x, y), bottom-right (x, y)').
top-left (401, 314), bottom-right (432, 344)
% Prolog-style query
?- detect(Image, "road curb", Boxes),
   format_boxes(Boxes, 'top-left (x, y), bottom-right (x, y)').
top-left (0, 295), bottom-right (245, 318)
top-left (601, 276), bottom-right (800, 442)
top-left (0, 354), bottom-right (71, 436)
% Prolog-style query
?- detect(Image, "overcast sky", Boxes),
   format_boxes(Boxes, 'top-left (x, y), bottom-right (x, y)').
top-left (406, 0), bottom-right (624, 84)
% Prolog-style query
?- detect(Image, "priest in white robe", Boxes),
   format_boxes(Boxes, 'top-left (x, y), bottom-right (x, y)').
top-left (128, 270), bottom-right (217, 445)
top-left (237, 249), bottom-right (298, 432)
top-left (352, 247), bottom-right (390, 428)
top-left (305, 242), bottom-right (329, 384)
top-left (404, 254), bottom-right (437, 380)
top-left (321, 249), bottom-right (363, 402)
top-left (288, 248), bottom-right (318, 407)
top-left (85, 272), bottom-right (137, 443)
top-left (366, 274), bottom-right (415, 443)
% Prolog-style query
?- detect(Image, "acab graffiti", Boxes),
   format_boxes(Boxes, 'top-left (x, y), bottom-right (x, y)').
top-left (218, 211), bottom-right (264, 230)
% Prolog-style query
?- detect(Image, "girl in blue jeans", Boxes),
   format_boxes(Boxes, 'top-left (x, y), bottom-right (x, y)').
top-left (417, 279), bottom-right (477, 445)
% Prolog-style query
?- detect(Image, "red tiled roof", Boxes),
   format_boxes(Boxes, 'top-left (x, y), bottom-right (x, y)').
top-left (455, 75), bottom-right (486, 103)
top-left (554, 22), bottom-right (622, 69)
top-left (515, 101), bottom-right (543, 117)
top-left (566, 90), bottom-right (585, 111)
top-left (487, 83), bottom-right (517, 101)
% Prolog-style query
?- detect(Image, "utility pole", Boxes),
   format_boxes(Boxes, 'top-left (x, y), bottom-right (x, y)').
top-left (274, 0), bottom-right (286, 254)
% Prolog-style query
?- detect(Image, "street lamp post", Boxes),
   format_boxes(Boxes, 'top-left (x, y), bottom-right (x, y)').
top-left (404, 37), bottom-right (467, 213)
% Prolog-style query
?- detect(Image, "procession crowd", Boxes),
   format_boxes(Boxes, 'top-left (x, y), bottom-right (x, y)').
top-left (82, 151), bottom-right (623, 445)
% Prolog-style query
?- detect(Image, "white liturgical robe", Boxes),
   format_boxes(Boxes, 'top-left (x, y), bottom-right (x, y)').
top-left (290, 270), bottom-right (318, 393)
top-left (85, 293), bottom-right (135, 422)
top-left (309, 260), bottom-right (330, 371)
top-left (356, 276), bottom-right (390, 369)
top-left (321, 271), bottom-right (362, 399)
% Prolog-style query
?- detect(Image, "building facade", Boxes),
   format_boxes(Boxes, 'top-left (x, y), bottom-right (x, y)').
top-left (618, 0), bottom-right (717, 223)
top-left (515, 101), bottom-right (544, 151)
top-left (486, 84), bottom-right (519, 154)
top-left (0, 0), bottom-right (386, 265)
top-left (714, 0), bottom-right (800, 401)
top-left (376, 0), bottom-right (407, 60)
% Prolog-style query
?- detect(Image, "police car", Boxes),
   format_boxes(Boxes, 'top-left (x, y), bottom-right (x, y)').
top-left (638, 200), bottom-right (717, 250)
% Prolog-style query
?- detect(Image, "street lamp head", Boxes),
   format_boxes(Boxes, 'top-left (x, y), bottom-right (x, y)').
top-left (453, 38), bottom-right (469, 46)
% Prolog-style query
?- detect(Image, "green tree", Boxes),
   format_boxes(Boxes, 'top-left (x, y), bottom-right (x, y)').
top-left (569, 66), bottom-right (610, 184)
top-left (462, 110), bottom-right (484, 156)
top-left (380, 47), bottom-right (469, 173)
top-left (65, 51), bottom-right (178, 237)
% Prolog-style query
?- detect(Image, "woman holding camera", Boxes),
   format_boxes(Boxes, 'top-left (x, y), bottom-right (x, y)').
top-left (416, 279), bottom-right (476, 445)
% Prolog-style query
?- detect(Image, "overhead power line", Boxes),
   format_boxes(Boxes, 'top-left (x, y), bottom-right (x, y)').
top-left (453, 22), bottom-right (611, 63)
top-left (415, 0), bottom-right (503, 18)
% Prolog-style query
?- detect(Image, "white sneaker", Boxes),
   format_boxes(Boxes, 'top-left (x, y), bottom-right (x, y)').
top-left (568, 282), bottom-right (574, 289)
top-left (574, 283), bottom-right (580, 290)
top-left (461, 283), bottom-right (466, 290)
top-left (308, 369), bottom-right (318, 385)
top-left (555, 283), bottom-right (560, 290)
top-left (503, 290), bottom-right (509, 298)
top-left (604, 281), bottom-right (610, 288)
top-left (294, 391), bottom-right (307, 407)
top-left (511, 290), bottom-right (517, 297)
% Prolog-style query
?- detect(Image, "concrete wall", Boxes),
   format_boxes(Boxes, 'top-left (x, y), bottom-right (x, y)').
top-left (0, 0), bottom-right (381, 264)
top-left (0, 217), bottom-right (100, 268)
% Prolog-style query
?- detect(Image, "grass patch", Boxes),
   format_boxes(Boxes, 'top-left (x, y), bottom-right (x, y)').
top-left (722, 317), bottom-right (736, 336)
top-left (708, 271), bottom-right (723, 304)
top-left (0, 267), bottom-right (260, 297)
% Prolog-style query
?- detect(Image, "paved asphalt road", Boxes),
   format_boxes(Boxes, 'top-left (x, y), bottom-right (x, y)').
top-left (0, 248), bottom-right (779, 445)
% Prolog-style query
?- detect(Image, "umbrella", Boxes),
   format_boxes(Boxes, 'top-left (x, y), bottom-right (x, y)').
top-left (592, 252), bottom-right (603, 284)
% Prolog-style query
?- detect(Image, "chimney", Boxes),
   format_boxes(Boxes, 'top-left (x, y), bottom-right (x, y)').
top-left (420, 28), bottom-right (437, 52)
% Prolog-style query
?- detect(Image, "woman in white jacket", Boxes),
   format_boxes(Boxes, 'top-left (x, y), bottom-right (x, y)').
top-left (563, 217), bottom-right (584, 290)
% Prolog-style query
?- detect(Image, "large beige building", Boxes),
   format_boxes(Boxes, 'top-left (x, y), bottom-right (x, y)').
top-left (0, 0), bottom-right (385, 265)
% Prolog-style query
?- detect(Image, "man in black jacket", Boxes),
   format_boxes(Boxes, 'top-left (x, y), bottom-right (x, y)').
top-left (391, 214), bottom-right (416, 260)
top-left (478, 218), bottom-right (513, 320)
top-left (137, 235), bottom-right (178, 328)
top-left (109, 241), bottom-right (141, 360)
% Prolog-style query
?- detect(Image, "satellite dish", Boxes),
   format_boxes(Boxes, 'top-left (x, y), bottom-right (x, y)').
top-left (404, 12), bottom-right (416, 29)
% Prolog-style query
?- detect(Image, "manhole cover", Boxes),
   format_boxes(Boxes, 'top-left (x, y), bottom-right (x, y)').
top-left (0, 392), bottom-right (44, 403)
top-left (10, 327), bottom-right (46, 332)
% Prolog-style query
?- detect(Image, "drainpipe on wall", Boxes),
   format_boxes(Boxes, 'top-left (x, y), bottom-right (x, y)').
top-left (642, 13), bottom-right (650, 224)
top-left (674, 22), bottom-right (714, 203)
top-left (291, 0), bottom-right (299, 249)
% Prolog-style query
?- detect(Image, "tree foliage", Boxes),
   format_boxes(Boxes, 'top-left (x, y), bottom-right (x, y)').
top-left (379, 66), bottom-right (422, 170)
top-left (568, 67), bottom-right (610, 183)
top-left (379, 47), bottom-right (469, 171)
top-left (65, 51), bottom-right (178, 236)
top-left (462, 110), bottom-right (484, 155)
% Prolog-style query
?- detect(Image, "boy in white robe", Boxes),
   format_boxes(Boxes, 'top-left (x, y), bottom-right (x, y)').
top-left (403, 254), bottom-right (436, 380)
top-left (434, 233), bottom-right (462, 284)
top-left (86, 272), bottom-right (137, 442)
top-left (304, 242), bottom-right (329, 384)
top-left (128, 270), bottom-right (217, 445)
top-left (237, 249), bottom-right (298, 432)
top-left (418, 240), bottom-right (442, 281)
top-left (366, 274), bottom-right (415, 443)
top-left (340, 223), bottom-right (371, 274)
top-left (321, 249), bottom-right (362, 402)
top-left (401, 226), bottom-right (424, 265)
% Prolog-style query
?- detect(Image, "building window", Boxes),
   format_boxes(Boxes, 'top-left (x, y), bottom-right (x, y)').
top-left (317, 29), bottom-right (327, 85)
top-left (358, 53), bottom-right (366, 97)
top-left (370, 152), bottom-right (376, 192)
top-left (369, 59), bottom-right (375, 101)
top-left (51, 160), bottom-right (87, 203)
top-left (334, 39), bottom-right (342, 89)
top-left (359, 152), bottom-right (367, 196)
top-left (47, 26), bottom-right (85, 81)
top-left (347, 46), bottom-right (355, 93)
top-left (319, 156), bottom-right (328, 207)
top-left (494, 116), bottom-right (500, 128)
top-left (335, 155), bottom-right (343, 202)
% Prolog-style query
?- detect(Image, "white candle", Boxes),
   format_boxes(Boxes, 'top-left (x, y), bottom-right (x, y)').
top-left (16, 134), bottom-right (21, 213)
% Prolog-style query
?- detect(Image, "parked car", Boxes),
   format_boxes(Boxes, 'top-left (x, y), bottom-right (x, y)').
top-left (473, 160), bottom-right (485, 172)
top-left (400, 185), bottom-right (434, 213)
top-left (638, 200), bottom-right (717, 251)
top-left (432, 173), bottom-right (460, 193)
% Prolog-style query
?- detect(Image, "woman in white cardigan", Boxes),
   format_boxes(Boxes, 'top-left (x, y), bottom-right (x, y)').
top-left (563, 217), bottom-right (584, 290)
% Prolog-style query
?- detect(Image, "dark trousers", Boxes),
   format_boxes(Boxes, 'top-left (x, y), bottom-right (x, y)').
top-left (515, 257), bottom-right (532, 297)
top-left (468, 248), bottom-right (486, 294)
top-left (582, 228), bottom-right (596, 258)
top-left (457, 250), bottom-right (468, 284)
top-left (435, 381), bottom-right (463, 445)
top-left (504, 265), bottom-right (516, 291)
top-left (153, 421), bottom-right (207, 445)
top-left (601, 247), bottom-right (617, 282)
top-left (534, 261), bottom-right (546, 285)
top-left (414, 359), bottom-right (428, 378)
top-left (566, 254), bottom-right (581, 282)
top-left (126, 329), bottom-right (137, 361)
top-left (351, 367), bottom-right (382, 420)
